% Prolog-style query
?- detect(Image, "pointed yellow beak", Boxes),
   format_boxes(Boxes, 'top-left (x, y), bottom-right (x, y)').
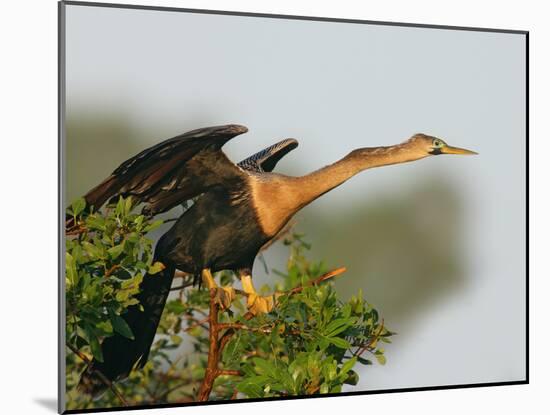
top-left (440, 145), bottom-right (478, 155)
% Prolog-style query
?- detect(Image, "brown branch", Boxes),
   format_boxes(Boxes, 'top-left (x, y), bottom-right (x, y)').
top-left (65, 224), bottom-right (87, 236)
top-left (197, 289), bottom-right (222, 401)
top-left (196, 289), bottom-right (250, 402)
top-left (66, 343), bottom-right (128, 407)
top-left (287, 267), bottom-right (347, 294)
top-left (218, 328), bottom-right (239, 354)
top-left (104, 264), bottom-right (120, 278)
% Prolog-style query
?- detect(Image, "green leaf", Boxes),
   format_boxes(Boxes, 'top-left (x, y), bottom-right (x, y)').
top-left (115, 196), bottom-right (125, 216)
top-left (83, 324), bottom-right (103, 362)
top-left (237, 377), bottom-right (267, 398)
top-left (82, 241), bottom-right (104, 260)
top-left (108, 309), bottom-right (134, 340)
top-left (113, 268), bottom-right (132, 280)
top-left (85, 214), bottom-right (106, 231)
top-left (124, 196), bottom-right (133, 215)
top-left (340, 356), bottom-right (357, 377)
top-left (252, 357), bottom-right (277, 377)
top-left (96, 320), bottom-right (113, 336)
top-left (357, 356), bottom-right (373, 365)
top-left (134, 215), bottom-right (144, 227)
top-left (65, 252), bottom-right (78, 286)
top-left (375, 353), bottom-right (387, 365)
top-left (148, 261), bottom-right (166, 275)
top-left (115, 289), bottom-right (130, 302)
top-left (165, 300), bottom-right (186, 314)
top-left (107, 244), bottom-right (124, 260)
top-left (143, 220), bottom-right (163, 232)
top-left (170, 335), bottom-right (182, 345)
top-left (71, 197), bottom-right (86, 217)
top-left (344, 370), bottom-right (359, 385)
top-left (324, 318), bottom-right (353, 337)
top-left (327, 336), bottom-right (351, 349)
top-left (89, 335), bottom-right (103, 362)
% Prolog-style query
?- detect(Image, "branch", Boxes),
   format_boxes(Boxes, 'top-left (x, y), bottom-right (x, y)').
top-left (66, 343), bottom-right (128, 407)
top-left (184, 316), bottom-right (210, 333)
top-left (170, 281), bottom-right (195, 291)
top-left (197, 289), bottom-right (222, 401)
top-left (353, 319), bottom-right (386, 358)
top-left (104, 264), bottom-right (120, 278)
top-left (66, 223), bottom-right (87, 236)
top-left (287, 267), bottom-right (347, 294)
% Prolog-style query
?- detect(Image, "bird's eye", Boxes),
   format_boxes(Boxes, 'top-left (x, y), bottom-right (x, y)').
top-left (433, 139), bottom-right (443, 148)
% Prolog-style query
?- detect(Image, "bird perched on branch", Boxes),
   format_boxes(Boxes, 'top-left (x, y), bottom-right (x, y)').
top-left (77, 124), bottom-right (476, 396)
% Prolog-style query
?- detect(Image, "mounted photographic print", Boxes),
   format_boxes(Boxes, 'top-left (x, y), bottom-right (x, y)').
top-left (59, 1), bottom-right (528, 413)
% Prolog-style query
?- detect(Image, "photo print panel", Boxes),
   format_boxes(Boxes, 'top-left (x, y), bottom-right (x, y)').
top-left (59, 1), bottom-right (528, 413)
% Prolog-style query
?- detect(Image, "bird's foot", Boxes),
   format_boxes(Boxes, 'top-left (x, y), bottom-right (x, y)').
top-left (202, 269), bottom-right (235, 309)
top-left (240, 274), bottom-right (281, 316)
top-left (246, 293), bottom-right (275, 315)
top-left (213, 286), bottom-right (236, 309)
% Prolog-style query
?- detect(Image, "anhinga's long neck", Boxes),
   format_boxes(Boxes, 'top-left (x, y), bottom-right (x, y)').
top-left (292, 144), bottom-right (426, 209)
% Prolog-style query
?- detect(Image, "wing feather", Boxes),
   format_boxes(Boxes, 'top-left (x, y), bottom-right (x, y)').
top-left (238, 138), bottom-right (298, 173)
top-left (83, 124), bottom-right (248, 215)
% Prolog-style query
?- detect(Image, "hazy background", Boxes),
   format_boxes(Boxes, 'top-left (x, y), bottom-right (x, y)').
top-left (64, 4), bottom-right (526, 390)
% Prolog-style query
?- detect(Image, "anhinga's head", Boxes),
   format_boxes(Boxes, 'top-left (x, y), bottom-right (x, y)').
top-left (406, 133), bottom-right (478, 156)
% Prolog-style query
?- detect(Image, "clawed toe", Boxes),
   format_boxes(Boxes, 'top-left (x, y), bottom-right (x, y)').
top-left (213, 286), bottom-right (235, 309)
top-left (246, 293), bottom-right (275, 315)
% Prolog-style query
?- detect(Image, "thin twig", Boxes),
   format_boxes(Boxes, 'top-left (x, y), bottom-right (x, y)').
top-left (66, 225), bottom-right (87, 236)
top-left (66, 343), bottom-right (128, 407)
top-left (174, 270), bottom-right (193, 280)
top-left (287, 267), bottom-right (347, 294)
top-left (170, 282), bottom-right (195, 291)
top-left (104, 264), bottom-right (120, 278)
top-left (156, 379), bottom-right (198, 401)
top-left (184, 316), bottom-right (210, 333)
top-left (218, 370), bottom-right (243, 376)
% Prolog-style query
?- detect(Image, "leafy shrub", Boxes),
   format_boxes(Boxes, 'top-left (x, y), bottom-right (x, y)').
top-left (65, 197), bottom-right (393, 410)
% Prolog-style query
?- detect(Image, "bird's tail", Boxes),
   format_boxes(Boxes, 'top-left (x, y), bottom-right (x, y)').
top-left (77, 263), bottom-right (175, 397)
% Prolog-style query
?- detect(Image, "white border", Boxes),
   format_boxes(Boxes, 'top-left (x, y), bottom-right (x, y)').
top-left (1, 1), bottom-right (544, 414)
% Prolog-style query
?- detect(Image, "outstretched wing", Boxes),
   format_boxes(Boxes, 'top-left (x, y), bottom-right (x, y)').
top-left (84, 124), bottom-right (249, 215)
top-left (238, 138), bottom-right (298, 172)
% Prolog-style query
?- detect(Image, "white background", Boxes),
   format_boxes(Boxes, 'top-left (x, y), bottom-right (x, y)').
top-left (0, 0), bottom-right (544, 414)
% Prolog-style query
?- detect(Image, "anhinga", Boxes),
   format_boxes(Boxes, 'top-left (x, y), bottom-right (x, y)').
top-left (76, 124), bottom-right (476, 395)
